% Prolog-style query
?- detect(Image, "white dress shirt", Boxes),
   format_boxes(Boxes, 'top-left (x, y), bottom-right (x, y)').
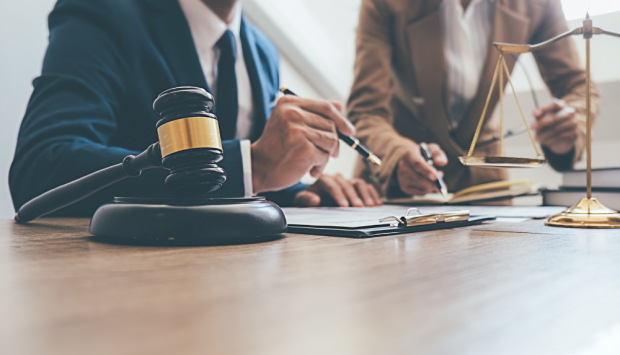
top-left (179, 0), bottom-right (254, 196)
top-left (441, 0), bottom-right (495, 128)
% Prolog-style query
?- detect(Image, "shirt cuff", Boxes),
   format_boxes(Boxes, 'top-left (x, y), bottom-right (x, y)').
top-left (240, 139), bottom-right (253, 197)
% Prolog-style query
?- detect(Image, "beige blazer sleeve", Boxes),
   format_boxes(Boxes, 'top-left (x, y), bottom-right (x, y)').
top-left (531, 0), bottom-right (599, 170)
top-left (347, 0), bottom-right (417, 196)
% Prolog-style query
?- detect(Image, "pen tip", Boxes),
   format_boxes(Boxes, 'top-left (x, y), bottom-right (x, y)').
top-left (368, 154), bottom-right (382, 166)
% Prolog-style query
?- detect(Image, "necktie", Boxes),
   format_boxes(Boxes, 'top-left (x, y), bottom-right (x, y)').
top-left (215, 30), bottom-right (238, 140)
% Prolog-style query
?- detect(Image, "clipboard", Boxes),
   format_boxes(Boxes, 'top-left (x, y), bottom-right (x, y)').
top-left (286, 208), bottom-right (496, 238)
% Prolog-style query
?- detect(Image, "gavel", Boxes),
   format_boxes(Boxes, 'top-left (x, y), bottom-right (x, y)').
top-left (16, 87), bottom-right (227, 223)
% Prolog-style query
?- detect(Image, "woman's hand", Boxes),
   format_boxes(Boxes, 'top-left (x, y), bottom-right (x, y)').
top-left (294, 174), bottom-right (382, 207)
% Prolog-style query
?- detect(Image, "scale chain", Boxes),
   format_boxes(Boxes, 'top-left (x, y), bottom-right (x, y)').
top-left (501, 57), bottom-right (541, 157)
top-left (467, 55), bottom-right (501, 157)
top-left (467, 53), bottom-right (541, 158)
top-left (499, 54), bottom-right (505, 157)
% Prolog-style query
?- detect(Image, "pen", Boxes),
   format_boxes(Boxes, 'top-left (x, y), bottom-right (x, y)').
top-left (419, 142), bottom-right (448, 197)
top-left (279, 87), bottom-right (382, 166)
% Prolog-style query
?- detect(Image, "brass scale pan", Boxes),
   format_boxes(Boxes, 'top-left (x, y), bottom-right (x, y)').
top-left (459, 156), bottom-right (546, 168)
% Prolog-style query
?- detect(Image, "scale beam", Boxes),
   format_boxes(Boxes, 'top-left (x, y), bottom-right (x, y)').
top-left (494, 27), bottom-right (620, 54)
top-left (494, 28), bottom-right (583, 53)
top-left (600, 29), bottom-right (620, 38)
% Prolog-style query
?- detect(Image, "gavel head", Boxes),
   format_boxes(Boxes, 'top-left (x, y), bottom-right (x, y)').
top-left (153, 87), bottom-right (227, 196)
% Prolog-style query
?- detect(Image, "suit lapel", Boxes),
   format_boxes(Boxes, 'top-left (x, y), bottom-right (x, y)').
top-left (145, 0), bottom-right (209, 92)
top-left (455, 0), bottom-right (530, 151)
top-left (241, 18), bottom-right (270, 142)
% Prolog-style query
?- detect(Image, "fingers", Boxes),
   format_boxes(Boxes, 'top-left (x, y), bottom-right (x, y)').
top-left (296, 97), bottom-right (356, 136)
top-left (368, 183), bottom-right (382, 204)
top-left (254, 96), bottom-right (347, 193)
top-left (533, 98), bottom-right (565, 119)
top-left (310, 163), bottom-right (327, 178)
top-left (353, 178), bottom-right (382, 206)
top-left (303, 110), bottom-right (339, 132)
top-left (330, 101), bottom-right (343, 112)
top-left (353, 179), bottom-right (373, 205)
top-left (314, 175), bottom-right (350, 207)
top-left (304, 139), bottom-right (330, 178)
top-left (535, 117), bottom-right (578, 143)
top-left (427, 143), bottom-right (448, 166)
top-left (538, 130), bottom-right (578, 155)
top-left (401, 150), bottom-right (440, 182)
top-left (542, 140), bottom-right (576, 155)
top-left (305, 126), bottom-right (340, 158)
top-left (530, 102), bottom-right (579, 155)
top-left (399, 181), bottom-right (431, 197)
top-left (397, 160), bottom-right (436, 195)
top-left (307, 175), bottom-right (380, 207)
top-left (531, 106), bottom-right (576, 131)
top-left (294, 190), bottom-right (321, 207)
top-left (334, 174), bottom-right (364, 207)
top-left (552, 129), bottom-right (579, 141)
top-left (280, 105), bottom-right (339, 136)
top-left (396, 147), bottom-right (448, 196)
top-left (280, 106), bottom-right (340, 158)
top-left (400, 168), bottom-right (438, 195)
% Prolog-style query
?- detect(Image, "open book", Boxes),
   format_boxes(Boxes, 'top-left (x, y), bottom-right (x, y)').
top-left (386, 180), bottom-right (538, 205)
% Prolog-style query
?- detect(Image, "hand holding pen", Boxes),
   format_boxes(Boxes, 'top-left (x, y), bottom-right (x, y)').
top-left (251, 92), bottom-right (357, 193)
top-left (419, 143), bottom-right (448, 197)
top-left (279, 88), bottom-right (382, 166)
top-left (395, 142), bottom-right (448, 197)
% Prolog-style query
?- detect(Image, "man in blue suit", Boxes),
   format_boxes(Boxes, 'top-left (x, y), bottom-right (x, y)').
top-left (9, 0), bottom-right (382, 215)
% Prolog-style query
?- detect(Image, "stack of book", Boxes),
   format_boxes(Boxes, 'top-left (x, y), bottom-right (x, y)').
top-left (542, 168), bottom-right (620, 209)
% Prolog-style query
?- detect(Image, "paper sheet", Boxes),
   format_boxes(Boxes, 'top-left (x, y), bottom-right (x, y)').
top-left (282, 205), bottom-right (567, 228)
top-left (282, 206), bottom-right (407, 228)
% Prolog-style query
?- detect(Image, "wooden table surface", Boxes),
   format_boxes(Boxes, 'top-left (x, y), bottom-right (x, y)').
top-left (1, 217), bottom-right (620, 355)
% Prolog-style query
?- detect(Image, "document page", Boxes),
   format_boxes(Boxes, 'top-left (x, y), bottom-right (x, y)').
top-left (282, 206), bottom-right (410, 228)
top-left (282, 205), bottom-right (567, 228)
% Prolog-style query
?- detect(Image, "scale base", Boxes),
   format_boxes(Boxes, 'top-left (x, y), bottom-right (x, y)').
top-left (459, 156), bottom-right (546, 168)
top-left (89, 197), bottom-right (287, 244)
top-left (546, 198), bottom-right (620, 229)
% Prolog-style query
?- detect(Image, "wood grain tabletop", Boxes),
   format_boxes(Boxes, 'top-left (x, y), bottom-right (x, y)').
top-left (1, 217), bottom-right (619, 355)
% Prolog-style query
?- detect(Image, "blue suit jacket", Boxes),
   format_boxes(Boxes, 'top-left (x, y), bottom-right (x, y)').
top-left (9, 0), bottom-right (306, 215)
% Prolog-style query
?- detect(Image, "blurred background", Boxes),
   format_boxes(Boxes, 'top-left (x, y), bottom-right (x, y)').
top-left (1, 0), bottom-right (620, 218)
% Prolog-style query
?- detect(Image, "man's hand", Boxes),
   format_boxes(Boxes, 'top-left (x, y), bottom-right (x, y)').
top-left (531, 99), bottom-right (579, 155)
top-left (396, 143), bottom-right (448, 196)
top-left (251, 96), bottom-right (355, 193)
top-left (294, 174), bottom-right (382, 207)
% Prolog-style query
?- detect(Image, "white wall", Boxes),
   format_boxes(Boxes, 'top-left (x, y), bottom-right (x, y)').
top-left (0, 0), bottom-right (56, 218)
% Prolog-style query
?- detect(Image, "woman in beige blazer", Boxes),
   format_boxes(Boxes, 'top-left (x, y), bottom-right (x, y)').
top-left (348, 0), bottom-right (598, 197)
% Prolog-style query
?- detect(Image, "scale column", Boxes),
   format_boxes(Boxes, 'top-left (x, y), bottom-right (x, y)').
top-left (583, 13), bottom-right (593, 201)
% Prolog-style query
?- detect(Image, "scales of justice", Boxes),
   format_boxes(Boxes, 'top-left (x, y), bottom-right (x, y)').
top-left (459, 14), bottom-right (620, 228)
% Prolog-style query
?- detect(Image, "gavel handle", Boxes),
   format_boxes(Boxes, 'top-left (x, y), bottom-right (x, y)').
top-left (15, 143), bottom-right (162, 223)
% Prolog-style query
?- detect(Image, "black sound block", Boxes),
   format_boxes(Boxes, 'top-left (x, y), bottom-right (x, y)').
top-left (89, 197), bottom-right (287, 244)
